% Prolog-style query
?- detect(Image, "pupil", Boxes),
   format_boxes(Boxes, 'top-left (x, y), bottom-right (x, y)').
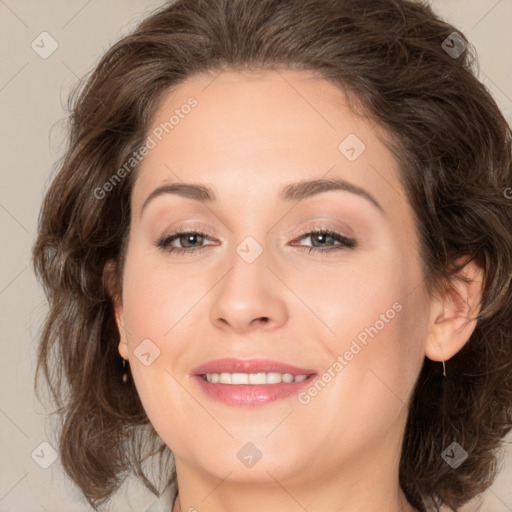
top-left (183, 234), bottom-right (201, 247)
top-left (314, 233), bottom-right (329, 246)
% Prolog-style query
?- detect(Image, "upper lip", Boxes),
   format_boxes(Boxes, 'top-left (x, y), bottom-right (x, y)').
top-left (192, 358), bottom-right (316, 376)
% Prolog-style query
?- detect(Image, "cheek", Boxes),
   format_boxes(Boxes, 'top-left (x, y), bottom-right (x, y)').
top-left (121, 244), bottom-right (206, 341)
top-left (297, 288), bottom-right (428, 455)
top-left (282, 242), bottom-right (416, 346)
top-left (336, 275), bottom-right (428, 422)
top-left (301, 244), bottom-right (427, 407)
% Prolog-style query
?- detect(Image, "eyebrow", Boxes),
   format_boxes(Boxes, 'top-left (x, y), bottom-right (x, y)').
top-left (140, 178), bottom-right (385, 217)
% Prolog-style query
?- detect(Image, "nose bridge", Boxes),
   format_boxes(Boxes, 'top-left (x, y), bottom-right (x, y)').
top-left (209, 232), bottom-right (288, 331)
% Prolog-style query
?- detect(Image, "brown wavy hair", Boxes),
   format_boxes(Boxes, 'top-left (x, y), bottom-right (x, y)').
top-left (32, 0), bottom-right (512, 510)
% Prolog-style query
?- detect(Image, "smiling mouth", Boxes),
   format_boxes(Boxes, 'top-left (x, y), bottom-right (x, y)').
top-left (199, 372), bottom-right (313, 385)
top-left (193, 359), bottom-right (317, 406)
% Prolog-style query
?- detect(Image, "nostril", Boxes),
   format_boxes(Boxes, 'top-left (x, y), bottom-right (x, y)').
top-left (247, 317), bottom-right (271, 328)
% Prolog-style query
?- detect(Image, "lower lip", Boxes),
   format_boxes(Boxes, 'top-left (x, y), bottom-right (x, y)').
top-left (193, 375), bottom-right (316, 407)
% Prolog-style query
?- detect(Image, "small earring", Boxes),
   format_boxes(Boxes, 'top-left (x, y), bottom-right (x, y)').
top-left (442, 360), bottom-right (446, 377)
top-left (122, 358), bottom-right (129, 384)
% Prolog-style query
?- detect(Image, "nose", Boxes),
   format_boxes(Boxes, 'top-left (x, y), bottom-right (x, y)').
top-left (209, 242), bottom-right (289, 334)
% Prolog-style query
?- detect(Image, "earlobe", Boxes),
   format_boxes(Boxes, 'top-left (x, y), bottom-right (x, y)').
top-left (118, 335), bottom-right (129, 361)
top-left (103, 259), bottom-right (129, 360)
top-left (114, 298), bottom-right (129, 361)
top-left (425, 258), bottom-right (484, 362)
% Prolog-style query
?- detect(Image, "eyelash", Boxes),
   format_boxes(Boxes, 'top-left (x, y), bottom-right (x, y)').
top-left (156, 227), bottom-right (357, 255)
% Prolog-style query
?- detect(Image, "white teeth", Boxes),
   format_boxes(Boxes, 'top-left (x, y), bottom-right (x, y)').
top-left (231, 373), bottom-right (249, 384)
top-left (219, 372), bottom-right (232, 384)
top-left (281, 373), bottom-right (294, 383)
top-left (203, 372), bottom-right (309, 384)
top-left (266, 372), bottom-right (282, 384)
top-left (249, 372), bottom-right (267, 384)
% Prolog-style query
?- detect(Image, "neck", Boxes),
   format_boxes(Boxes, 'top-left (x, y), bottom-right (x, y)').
top-left (170, 426), bottom-right (420, 512)
top-left (172, 480), bottom-right (417, 512)
top-left (173, 489), bottom-right (417, 512)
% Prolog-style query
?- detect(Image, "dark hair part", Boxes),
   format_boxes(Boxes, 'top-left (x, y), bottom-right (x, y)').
top-left (32, 0), bottom-right (512, 510)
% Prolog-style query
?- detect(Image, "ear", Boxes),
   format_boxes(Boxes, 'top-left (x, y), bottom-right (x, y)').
top-left (425, 258), bottom-right (484, 362)
top-left (103, 259), bottom-right (129, 360)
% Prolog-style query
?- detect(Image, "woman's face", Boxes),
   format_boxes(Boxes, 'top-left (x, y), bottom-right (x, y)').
top-left (115, 69), bottom-right (431, 489)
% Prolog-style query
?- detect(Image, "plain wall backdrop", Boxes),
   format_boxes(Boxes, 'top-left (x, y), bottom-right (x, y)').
top-left (0, 1), bottom-right (511, 511)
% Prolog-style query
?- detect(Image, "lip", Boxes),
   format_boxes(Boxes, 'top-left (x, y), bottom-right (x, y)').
top-left (191, 358), bottom-right (316, 376)
top-left (191, 358), bottom-right (317, 407)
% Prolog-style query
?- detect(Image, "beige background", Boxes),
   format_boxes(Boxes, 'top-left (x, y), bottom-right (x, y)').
top-left (0, 1), bottom-right (511, 511)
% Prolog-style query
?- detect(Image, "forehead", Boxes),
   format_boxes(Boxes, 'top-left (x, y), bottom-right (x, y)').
top-left (132, 68), bottom-right (406, 214)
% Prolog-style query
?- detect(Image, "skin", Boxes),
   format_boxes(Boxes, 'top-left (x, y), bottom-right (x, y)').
top-left (110, 69), bottom-right (483, 512)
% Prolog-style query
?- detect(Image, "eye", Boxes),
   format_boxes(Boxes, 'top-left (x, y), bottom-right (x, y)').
top-left (291, 228), bottom-right (357, 253)
top-left (156, 227), bottom-right (357, 256)
top-left (156, 228), bottom-right (217, 255)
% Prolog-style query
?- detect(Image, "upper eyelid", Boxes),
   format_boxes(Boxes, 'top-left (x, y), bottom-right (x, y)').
top-left (160, 226), bottom-right (351, 237)
top-left (158, 227), bottom-right (354, 246)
